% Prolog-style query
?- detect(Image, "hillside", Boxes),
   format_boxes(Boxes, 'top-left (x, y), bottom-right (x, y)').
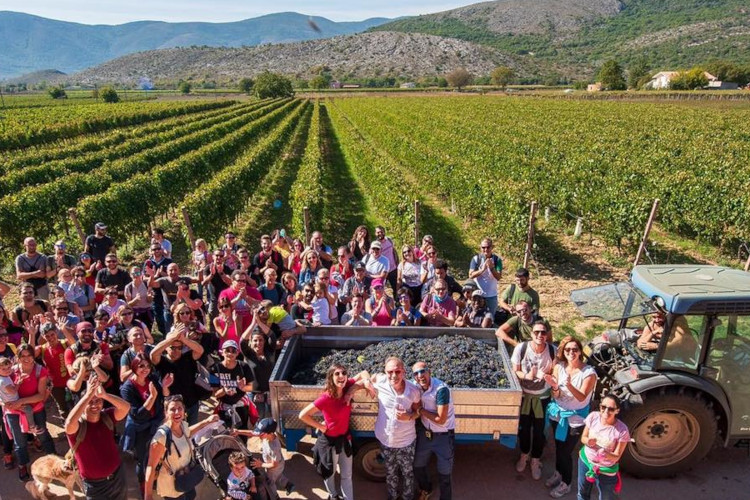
top-left (373, 0), bottom-right (750, 79)
top-left (0, 11), bottom-right (390, 78)
top-left (60, 32), bottom-right (509, 85)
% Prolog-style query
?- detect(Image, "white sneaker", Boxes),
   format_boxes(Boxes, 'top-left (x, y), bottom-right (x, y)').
top-left (544, 470), bottom-right (562, 488)
top-left (550, 482), bottom-right (571, 498)
top-left (530, 458), bottom-right (543, 480)
top-left (515, 453), bottom-right (529, 473)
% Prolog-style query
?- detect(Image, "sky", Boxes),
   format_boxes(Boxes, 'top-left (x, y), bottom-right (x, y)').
top-left (0, 1), bottom-right (474, 24)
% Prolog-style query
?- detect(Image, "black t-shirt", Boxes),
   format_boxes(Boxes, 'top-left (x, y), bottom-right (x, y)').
top-left (240, 341), bottom-right (274, 393)
top-left (202, 263), bottom-right (232, 302)
top-left (95, 268), bottom-right (132, 292)
top-left (144, 257), bottom-right (172, 305)
top-left (250, 251), bottom-right (286, 284)
top-left (210, 361), bottom-right (254, 405)
top-left (85, 235), bottom-right (114, 265)
top-left (155, 352), bottom-right (201, 408)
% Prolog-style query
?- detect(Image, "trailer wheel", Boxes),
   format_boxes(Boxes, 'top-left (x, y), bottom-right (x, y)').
top-left (354, 440), bottom-right (386, 482)
top-left (621, 392), bottom-right (716, 478)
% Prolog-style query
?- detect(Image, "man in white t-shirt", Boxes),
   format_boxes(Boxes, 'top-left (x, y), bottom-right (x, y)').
top-left (468, 237), bottom-right (503, 318)
top-left (375, 226), bottom-right (399, 294)
top-left (363, 241), bottom-right (389, 280)
top-left (366, 357), bottom-right (422, 500)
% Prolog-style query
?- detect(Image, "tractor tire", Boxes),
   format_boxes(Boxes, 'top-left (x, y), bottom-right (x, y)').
top-left (620, 391), bottom-right (717, 478)
top-left (353, 440), bottom-right (386, 482)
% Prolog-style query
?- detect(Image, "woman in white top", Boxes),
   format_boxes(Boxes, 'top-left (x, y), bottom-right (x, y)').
top-left (143, 395), bottom-right (218, 500)
top-left (397, 245), bottom-right (425, 305)
top-left (543, 335), bottom-right (597, 498)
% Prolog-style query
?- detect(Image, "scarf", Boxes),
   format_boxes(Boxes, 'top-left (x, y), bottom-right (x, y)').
top-left (579, 447), bottom-right (622, 493)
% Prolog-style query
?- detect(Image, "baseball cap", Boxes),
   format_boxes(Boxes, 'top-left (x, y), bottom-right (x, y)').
top-left (471, 290), bottom-right (484, 298)
top-left (54, 240), bottom-right (66, 249)
top-left (462, 281), bottom-right (478, 292)
top-left (41, 323), bottom-right (57, 334)
top-left (355, 262), bottom-right (366, 271)
top-left (372, 278), bottom-right (384, 288)
top-left (370, 241), bottom-right (382, 250)
top-left (95, 222), bottom-right (107, 230)
top-left (254, 418), bottom-right (278, 434)
top-left (222, 340), bottom-right (239, 350)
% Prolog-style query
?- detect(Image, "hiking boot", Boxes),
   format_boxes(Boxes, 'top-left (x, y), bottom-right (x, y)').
top-left (515, 453), bottom-right (529, 473)
top-left (285, 482), bottom-right (295, 495)
top-left (3, 453), bottom-right (14, 470)
top-left (530, 458), bottom-right (543, 480)
top-left (18, 464), bottom-right (30, 482)
top-left (550, 481), bottom-right (571, 498)
top-left (544, 470), bottom-right (562, 488)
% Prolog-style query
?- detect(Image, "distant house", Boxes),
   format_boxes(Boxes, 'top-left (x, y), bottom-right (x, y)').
top-left (587, 82), bottom-right (603, 92)
top-left (646, 71), bottom-right (717, 89)
top-left (707, 81), bottom-right (739, 90)
top-left (330, 81), bottom-right (342, 89)
top-left (342, 84), bottom-right (361, 89)
top-left (400, 82), bottom-right (416, 89)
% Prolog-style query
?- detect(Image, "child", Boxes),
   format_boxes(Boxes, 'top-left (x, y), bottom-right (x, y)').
top-left (242, 301), bottom-right (306, 352)
top-left (311, 282), bottom-right (331, 326)
top-left (0, 357), bottom-right (42, 434)
top-left (236, 418), bottom-right (294, 499)
top-left (226, 451), bottom-right (257, 500)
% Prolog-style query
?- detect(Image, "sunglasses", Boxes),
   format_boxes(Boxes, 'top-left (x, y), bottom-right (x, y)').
top-left (600, 405), bottom-right (617, 413)
top-left (168, 345), bottom-right (183, 350)
top-left (79, 328), bottom-right (94, 333)
top-left (220, 305), bottom-right (232, 309)
top-left (481, 246), bottom-right (491, 250)
top-left (374, 285), bottom-right (384, 290)
top-left (121, 311), bottom-right (134, 316)
top-left (532, 330), bottom-right (547, 335)
top-left (178, 311), bottom-right (192, 316)
top-left (105, 260), bottom-right (117, 264)
top-left (413, 369), bottom-right (428, 376)
top-left (333, 370), bottom-right (348, 377)
top-left (564, 347), bottom-right (580, 353)
top-left (434, 288), bottom-right (446, 292)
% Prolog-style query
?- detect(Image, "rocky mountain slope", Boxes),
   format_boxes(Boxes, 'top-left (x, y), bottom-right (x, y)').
top-left (63, 32), bottom-right (509, 85)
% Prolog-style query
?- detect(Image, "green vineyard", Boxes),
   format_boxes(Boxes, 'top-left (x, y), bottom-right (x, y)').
top-left (1, 95), bottom-right (749, 268)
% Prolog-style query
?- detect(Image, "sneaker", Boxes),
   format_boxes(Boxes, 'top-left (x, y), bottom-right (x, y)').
top-left (550, 481), bottom-right (571, 498)
top-left (285, 482), bottom-right (295, 495)
top-left (18, 464), bottom-right (30, 482)
top-left (417, 490), bottom-right (432, 500)
top-left (3, 453), bottom-right (14, 470)
top-left (544, 470), bottom-right (562, 488)
top-left (530, 458), bottom-right (543, 480)
top-left (515, 453), bottom-right (529, 473)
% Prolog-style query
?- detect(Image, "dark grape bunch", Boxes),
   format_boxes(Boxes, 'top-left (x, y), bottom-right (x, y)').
top-left (290, 335), bottom-right (510, 388)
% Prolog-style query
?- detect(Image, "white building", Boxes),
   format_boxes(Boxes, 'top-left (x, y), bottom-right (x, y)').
top-left (647, 71), bottom-right (717, 89)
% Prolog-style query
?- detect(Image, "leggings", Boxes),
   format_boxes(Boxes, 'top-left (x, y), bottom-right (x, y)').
top-left (550, 420), bottom-right (582, 485)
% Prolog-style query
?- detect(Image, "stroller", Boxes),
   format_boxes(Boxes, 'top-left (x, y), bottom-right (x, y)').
top-left (194, 422), bottom-right (275, 500)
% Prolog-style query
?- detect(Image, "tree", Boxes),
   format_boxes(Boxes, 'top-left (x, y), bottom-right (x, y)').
top-left (100, 86), bottom-right (120, 103)
top-left (178, 81), bottom-right (192, 94)
top-left (445, 68), bottom-right (473, 90)
top-left (238, 77), bottom-right (254, 94)
top-left (253, 72), bottom-right (294, 99)
top-left (706, 60), bottom-right (750, 87)
top-left (48, 86), bottom-right (66, 99)
top-left (309, 75), bottom-right (330, 90)
top-left (627, 56), bottom-right (650, 89)
top-left (491, 66), bottom-right (514, 87)
top-left (669, 67), bottom-right (709, 90)
top-left (598, 60), bottom-right (626, 90)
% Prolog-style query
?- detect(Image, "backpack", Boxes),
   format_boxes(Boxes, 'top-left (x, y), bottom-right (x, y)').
top-left (519, 341), bottom-right (555, 362)
top-left (64, 412), bottom-right (114, 469)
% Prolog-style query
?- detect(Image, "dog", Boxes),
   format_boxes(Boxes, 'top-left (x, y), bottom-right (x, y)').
top-left (26, 454), bottom-right (81, 500)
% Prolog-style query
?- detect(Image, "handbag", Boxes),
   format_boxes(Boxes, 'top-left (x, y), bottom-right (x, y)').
top-left (158, 423), bottom-right (205, 492)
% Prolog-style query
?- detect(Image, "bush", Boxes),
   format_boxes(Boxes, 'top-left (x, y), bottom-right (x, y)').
top-left (253, 72), bottom-right (294, 99)
top-left (48, 87), bottom-right (66, 99)
top-left (491, 66), bottom-right (515, 87)
top-left (669, 67), bottom-right (709, 90)
top-left (238, 77), bottom-right (254, 94)
top-left (178, 81), bottom-right (191, 94)
top-left (445, 68), bottom-right (473, 90)
top-left (100, 86), bottom-right (120, 103)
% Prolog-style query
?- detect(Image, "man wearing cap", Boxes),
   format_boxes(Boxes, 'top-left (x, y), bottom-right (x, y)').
top-left (47, 240), bottom-right (77, 279)
top-left (15, 237), bottom-right (51, 300)
top-left (339, 262), bottom-right (371, 310)
top-left (468, 238), bottom-right (503, 318)
top-left (455, 290), bottom-right (494, 328)
top-left (64, 322), bottom-right (114, 376)
top-left (375, 226), bottom-right (399, 295)
top-left (210, 340), bottom-right (254, 429)
top-left (85, 223), bottom-right (115, 267)
top-left (413, 362), bottom-right (455, 500)
top-left (363, 241), bottom-right (389, 281)
top-left (95, 254), bottom-right (132, 299)
top-left (500, 267), bottom-right (540, 316)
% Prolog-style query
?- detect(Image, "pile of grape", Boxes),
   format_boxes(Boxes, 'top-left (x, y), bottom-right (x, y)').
top-left (291, 335), bottom-right (510, 388)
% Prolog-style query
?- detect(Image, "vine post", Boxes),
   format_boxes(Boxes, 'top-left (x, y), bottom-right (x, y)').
top-left (414, 200), bottom-right (421, 247)
top-left (633, 199), bottom-right (660, 267)
top-left (67, 208), bottom-right (86, 248)
top-left (303, 206), bottom-right (310, 244)
top-left (523, 201), bottom-right (538, 269)
top-left (181, 207), bottom-right (197, 250)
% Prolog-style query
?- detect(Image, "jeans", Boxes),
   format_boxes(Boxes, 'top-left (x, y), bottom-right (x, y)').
top-left (81, 464), bottom-right (128, 500)
top-left (164, 490), bottom-right (197, 500)
top-left (484, 295), bottom-right (498, 320)
top-left (414, 429), bottom-right (454, 500)
top-left (152, 300), bottom-right (167, 336)
top-left (1, 408), bottom-right (13, 454)
top-left (577, 456), bottom-right (619, 500)
top-left (322, 448), bottom-right (354, 500)
top-left (6, 410), bottom-right (56, 466)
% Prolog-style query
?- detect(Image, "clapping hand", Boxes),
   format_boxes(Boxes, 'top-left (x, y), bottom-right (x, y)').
top-left (162, 373), bottom-right (174, 389)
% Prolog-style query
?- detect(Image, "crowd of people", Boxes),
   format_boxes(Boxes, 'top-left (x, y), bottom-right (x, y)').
top-left (0, 222), bottom-right (631, 499)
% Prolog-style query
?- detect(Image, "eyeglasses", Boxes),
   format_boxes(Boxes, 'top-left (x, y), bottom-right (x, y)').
top-left (600, 405), bottom-right (617, 413)
top-left (413, 369), bottom-right (428, 376)
top-left (371, 248), bottom-right (381, 252)
top-left (220, 304), bottom-right (232, 310)
top-left (240, 256), bottom-right (249, 260)
top-left (333, 370), bottom-right (348, 376)
top-left (532, 330), bottom-right (547, 335)
top-left (151, 247), bottom-right (161, 251)
top-left (564, 347), bottom-right (580, 353)
top-left (178, 311), bottom-right (192, 316)
top-left (226, 235), bottom-right (236, 239)
top-left (121, 311), bottom-right (134, 316)
top-left (374, 285), bottom-right (384, 290)
top-left (137, 364), bottom-right (150, 369)
top-left (132, 271), bottom-right (142, 276)
top-left (434, 287), bottom-right (446, 292)
top-left (105, 260), bottom-right (117, 264)
top-left (79, 328), bottom-right (94, 333)
top-left (338, 254), bottom-right (346, 258)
